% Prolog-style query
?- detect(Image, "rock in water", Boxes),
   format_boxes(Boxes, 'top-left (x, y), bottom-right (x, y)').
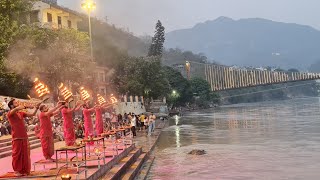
top-left (188, 149), bottom-right (206, 155)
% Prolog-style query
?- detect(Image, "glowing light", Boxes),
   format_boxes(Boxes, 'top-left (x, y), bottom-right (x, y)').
top-left (58, 83), bottom-right (73, 101)
top-left (97, 94), bottom-right (106, 105)
top-left (110, 94), bottom-right (118, 104)
top-left (81, 0), bottom-right (96, 11)
top-left (33, 78), bottom-right (50, 98)
top-left (80, 87), bottom-right (90, 101)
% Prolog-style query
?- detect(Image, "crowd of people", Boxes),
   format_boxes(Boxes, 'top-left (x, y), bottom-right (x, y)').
top-left (1, 97), bottom-right (157, 139)
top-left (1, 96), bottom-right (159, 176)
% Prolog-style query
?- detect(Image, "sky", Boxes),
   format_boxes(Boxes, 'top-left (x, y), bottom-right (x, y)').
top-left (58, 0), bottom-right (320, 36)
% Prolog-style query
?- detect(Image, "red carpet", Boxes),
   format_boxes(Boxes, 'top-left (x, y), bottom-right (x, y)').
top-left (0, 168), bottom-right (84, 179)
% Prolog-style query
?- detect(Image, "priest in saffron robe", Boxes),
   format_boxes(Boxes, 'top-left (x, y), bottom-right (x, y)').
top-left (38, 102), bottom-right (63, 161)
top-left (95, 103), bottom-right (112, 135)
top-left (61, 101), bottom-right (82, 146)
top-left (83, 103), bottom-right (97, 138)
top-left (7, 99), bottom-right (42, 176)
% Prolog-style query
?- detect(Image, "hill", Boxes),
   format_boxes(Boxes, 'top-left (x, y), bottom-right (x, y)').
top-left (165, 16), bottom-right (320, 70)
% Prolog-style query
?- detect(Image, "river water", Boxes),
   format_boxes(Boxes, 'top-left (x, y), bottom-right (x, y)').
top-left (148, 97), bottom-right (320, 180)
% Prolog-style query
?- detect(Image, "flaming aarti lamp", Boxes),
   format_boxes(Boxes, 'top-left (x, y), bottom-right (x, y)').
top-left (34, 78), bottom-right (50, 102)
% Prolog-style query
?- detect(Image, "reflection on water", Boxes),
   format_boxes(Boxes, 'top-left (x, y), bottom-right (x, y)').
top-left (148, 97), bottom-right (320, 180)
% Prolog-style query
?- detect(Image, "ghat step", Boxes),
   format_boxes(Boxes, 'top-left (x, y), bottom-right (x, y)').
top-left (101, 148), bottom-right (142, 180)
top-left (135, 156), bottom-right (155, 180)
top-left (121, 152), bottom-right (148, 180)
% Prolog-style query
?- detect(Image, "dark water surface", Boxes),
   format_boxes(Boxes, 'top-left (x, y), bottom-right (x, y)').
top-left (148, 97), bottom-right (320, 180)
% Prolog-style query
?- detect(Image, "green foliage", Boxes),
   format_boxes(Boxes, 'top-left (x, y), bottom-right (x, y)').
top-left (190, 77), bottom-right (220, 107)
top-left (163, 48), bottom-right (211, 66)
top-left (78, 17), bottom-right (147, 67)
top-left (0, 0), bottom-right (34, 97)
top-left (222, 81), bottom-right (318, 104)
top-left (4, 26), bottom-right (93, 98)
top-left (111, 56), bottom-right (170, 99)
top-left (148, 20), bottom-right (165, 57)
top-left (163, 66), bottom-right (193, 106)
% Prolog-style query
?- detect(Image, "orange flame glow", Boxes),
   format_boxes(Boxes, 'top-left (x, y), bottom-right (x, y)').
top-left (58, 83), bottom-right (73, 101)
top-left (34, 78), bottom-right (50, 98)
top-left (80, 87), bottom-right (90, 101)
top-left (110, 95), bottom-right (118, 104)
top-left (97, 94), bottom-right (106, 105)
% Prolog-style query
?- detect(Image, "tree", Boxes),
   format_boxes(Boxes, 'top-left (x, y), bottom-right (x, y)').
top-left (163, 66), bottom-right (193, 106)
top-left (148, 20), bottom-right (165, 57)
top-left (190, 77), bottom-right (220, 107)
top-left (4, 27), bottom-right (94, 99)
top-left (111, 56), bottom-right (170, 99)
top-left (0, 0), bottom-right (35, 97)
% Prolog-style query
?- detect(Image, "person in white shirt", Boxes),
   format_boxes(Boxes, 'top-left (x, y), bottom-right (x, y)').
top-left (129, 114), bottom-right (136, 137)
top-left (148, 112), bottom-right (156, 136)
top-left (2, 98), bottom-right (10, 112)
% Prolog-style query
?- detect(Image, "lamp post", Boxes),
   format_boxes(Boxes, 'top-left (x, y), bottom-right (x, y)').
top-left (81, 0), bottom-right (96, 61)
top-left (185, 61), bottom-right (191, 80)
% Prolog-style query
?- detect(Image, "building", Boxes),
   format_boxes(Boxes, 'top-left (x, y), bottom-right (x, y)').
top-left (95, 67), bottom-right (113, 96)
top-left (28, 0), bottom-right (82, 30)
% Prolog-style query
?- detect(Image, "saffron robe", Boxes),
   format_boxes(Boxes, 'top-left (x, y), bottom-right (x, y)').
top-left (95, 108), bottom-right (103, 135)
top-left (7, 111), bottom-right (31, 175)
top-left (39, 112), bottom-right (54, 159)
top-left (61, 108), bottom-right (76, 146)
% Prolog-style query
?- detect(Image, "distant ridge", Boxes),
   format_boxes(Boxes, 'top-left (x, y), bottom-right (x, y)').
top-left (165, 16), bottom-right (320, 70)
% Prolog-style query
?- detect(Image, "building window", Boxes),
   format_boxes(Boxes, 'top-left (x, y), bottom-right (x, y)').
top-left (47, 13), bottom-right (52, 22)
top-left (58, 16), bottom-right (62, 28)
top-left (68, 20), bottom-right (72, 28)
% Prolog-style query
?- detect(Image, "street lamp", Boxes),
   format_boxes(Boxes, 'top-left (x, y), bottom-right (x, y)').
top-left (185, 61), bottom-right (191, 80)
top-left (81, 0), bottom-right (96, 61)
top-left (172, 90), bottom-right (176, 95)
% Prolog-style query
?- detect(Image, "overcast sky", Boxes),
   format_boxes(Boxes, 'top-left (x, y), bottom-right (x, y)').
top-left (58, 0), bottom-right (320, 36)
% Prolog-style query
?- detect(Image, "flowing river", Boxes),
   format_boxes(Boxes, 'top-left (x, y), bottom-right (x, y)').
top-left (148, 97), bottom-right (320, 180)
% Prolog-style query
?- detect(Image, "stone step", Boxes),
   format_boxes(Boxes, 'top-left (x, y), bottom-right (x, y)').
top-left (0, 135), bottom-right (38, 148)
top-left (0, 132), bottom-right (36, 144)
top-left (135, 156), bottom-right (155, 180)
top-left (0, 137), bottom-right (40, 153)
top-left (121, 152), bottom-right (148, 180)
top-left (0, 139), bottom-right (59, 159)
top-left (101, 148), bottom-right (142, 180)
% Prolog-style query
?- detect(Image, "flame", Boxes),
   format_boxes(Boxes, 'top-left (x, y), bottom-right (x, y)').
top-left (110, 95), bottom-right (118, 104)
top-left (97, 94), bottom-right (106, 105)
top-left (80, 87), bottom-right (90, 101)
top-left (58, 83), bottom-right (73, 101)
top-left (33, 78), bottom-right (50, 98)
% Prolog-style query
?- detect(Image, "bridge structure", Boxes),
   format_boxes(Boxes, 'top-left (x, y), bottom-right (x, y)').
top-left (178, 61), bottom-right (320, 92)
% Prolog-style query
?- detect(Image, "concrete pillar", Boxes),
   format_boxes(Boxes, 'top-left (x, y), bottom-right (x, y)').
top-left (124, 95), bottom-right (127, 102)
top-left (141, 96), bottom-right (144, 103)
top-left (163, 97), bottom-right (166, 103)
top-left (135, 96), bottom-right (139, 102)
top-left (130, 96), bottom-right (133, 102)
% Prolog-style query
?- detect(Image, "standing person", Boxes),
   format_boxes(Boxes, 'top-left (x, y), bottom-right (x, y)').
top-left (129, 114), bottom-right (136, 137)
top-left (38, 102), bottom-right (63, 161)
top-left (61, 101), bottom-right (82, 146)
top-left (7, 99), bottom-right (42, 176)
top-left (139, 113), bottom-right (146, 131)
top-left (83, 103), bottom-right (96, 139)
top-left (95, 103), bottom-right (112, 135)
top-left (95, 105), bottom-right (104, 135)
top-left (2, 97), bottom-right (10, 112)
top-left (148, 112), bottom-right (156, 136)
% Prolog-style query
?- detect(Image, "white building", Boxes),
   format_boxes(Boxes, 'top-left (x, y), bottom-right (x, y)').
top-left (28, 0), bottom-right (82, 30)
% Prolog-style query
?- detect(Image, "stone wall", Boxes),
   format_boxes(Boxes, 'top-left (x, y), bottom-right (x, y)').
top-left (113, 95), bottom-right (146, 115)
